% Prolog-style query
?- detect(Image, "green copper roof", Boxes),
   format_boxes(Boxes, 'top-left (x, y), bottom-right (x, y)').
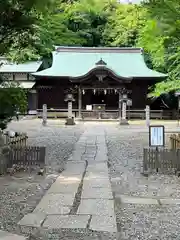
top-left (32, 47), bottom-right (167, 79)
top-left (0, 58), bottom-right (42, 73)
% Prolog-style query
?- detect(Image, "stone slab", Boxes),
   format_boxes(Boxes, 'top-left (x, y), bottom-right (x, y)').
top-left (81, 187), bottom-right (113, 199)
top-left (43, 215), bottom-right (90, 229)
top-left (83, 178), bottom-right (111, 189)
top-left (87, 163), bottom-right (108, 171)
top-left (0, 230), bottom-right (26, 240)
top-left (66, 162), bottom-right (86, 170)
top-left (85, 171), bottom-right (109, 179)
top-left (90, 215), bottom-right (117, 233)
top-left (18, 213), bottom-right (46, 227)
top-left (119, 195), bottom-right (159, 205)
top-left (54, 174), bottom-right (82, 184)
top-left (47, 174), bottom-right (81, 194)
top-left (34, 193), bottom-right (73, 214)
top-left (77, 199), bottom-right (115, 216)
top-left (159, 198), bottom-right (180, 205)
top-left (47, 182), bottom-right (79, 195)
top-left (94, 157), bottom-right (108, 162)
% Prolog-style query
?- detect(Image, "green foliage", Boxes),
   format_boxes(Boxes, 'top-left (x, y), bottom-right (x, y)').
top-left (0, 81), bottom-right (27, 130)
top-left (139, 0), bottom-right (180, 96)
top-left (64, 0), bottom-right (117, 46)
top-left (0, 0), bottom-right (179, 99)
top-left (103, 4), bottom-right (147, 47)
top-left (0, 0), bottom-right (53, 54)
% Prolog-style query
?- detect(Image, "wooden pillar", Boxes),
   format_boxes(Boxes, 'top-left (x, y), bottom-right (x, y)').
top-left (28, 89), bottom-right (37, 114)
top-left (78, 86), bottom-right (82, 118)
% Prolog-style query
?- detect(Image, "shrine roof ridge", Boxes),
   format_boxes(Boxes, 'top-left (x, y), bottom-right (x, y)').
top-left (55, 46), bottom-right (143, 53)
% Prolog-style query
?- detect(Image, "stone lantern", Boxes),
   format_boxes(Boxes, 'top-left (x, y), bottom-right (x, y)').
top-left (64, 93), bottom-right (75, 125)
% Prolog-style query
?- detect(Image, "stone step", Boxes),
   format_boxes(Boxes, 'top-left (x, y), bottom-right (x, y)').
top-left (0, 230), bottom-right (27, 240)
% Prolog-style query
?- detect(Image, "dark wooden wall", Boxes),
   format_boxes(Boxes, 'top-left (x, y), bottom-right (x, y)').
top-left (35, 77), bottom-right (149, 110)
top-left (131, 80), bottom-right (148, 109)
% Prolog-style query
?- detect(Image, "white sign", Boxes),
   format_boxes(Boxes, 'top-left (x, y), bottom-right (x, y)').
top-left (86, 105), bottom-right (92, 111)
top-left (149, 125), bottom-right (165, 147)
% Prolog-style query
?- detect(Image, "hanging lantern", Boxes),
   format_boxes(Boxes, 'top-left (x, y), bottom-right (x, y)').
top-left (104, 89), bottom-right (107, 95)
top-left (93, 89), bottom-right (96, 94)
top-left (82, 89), bottom-right (85, 95)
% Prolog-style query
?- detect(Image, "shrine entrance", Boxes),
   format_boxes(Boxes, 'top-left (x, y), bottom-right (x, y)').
top-left (82, 88), bottom-right (119, 110)
top-left (71, 63), bottom-right (132, 120)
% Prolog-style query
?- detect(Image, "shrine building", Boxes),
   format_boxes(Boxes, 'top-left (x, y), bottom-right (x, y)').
top-left (0, 47), bottom-right (167, 119)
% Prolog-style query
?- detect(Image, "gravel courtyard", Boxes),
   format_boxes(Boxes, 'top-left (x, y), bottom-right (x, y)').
top-left (1, 120), bottom-right (180, 239)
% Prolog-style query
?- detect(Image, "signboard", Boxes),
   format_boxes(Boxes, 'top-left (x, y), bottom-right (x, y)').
top-left (86, 105), bottom-right (92, 111)
top-left (149, 125), bottom-right (165, 147)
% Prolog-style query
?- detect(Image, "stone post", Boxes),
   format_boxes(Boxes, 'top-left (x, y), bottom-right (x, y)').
top-left (0, 131), bottom-right (10, 174)
top-left (118, 92), bottom-right (122, 119)
top-left (68, 101), bottom-right (73, 118)
top-left (145, 105), bottom-right (150, 127)
top-left (42, 104), bottom-right (47, 126)
top-left (120, 101), bottom-right (129, 125)
top-left (78, 87), bottom-right (82, 119)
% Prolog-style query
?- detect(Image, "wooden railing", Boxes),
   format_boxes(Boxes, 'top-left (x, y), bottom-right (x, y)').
top-left (169, 134), bottom-right (180, 150)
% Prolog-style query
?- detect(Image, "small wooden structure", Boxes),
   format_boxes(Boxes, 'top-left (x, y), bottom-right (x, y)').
top-left (8, 146), bottom-right (46, 168)
top-left (5, 133), bottom-right (28, 147)
top-left (0, 133), bottom-right (46, 175)
top-left (169, 134), bottom-right (180, 150)
top-left (143, 133), bottom-right (180, 174)
top-left (143, 148), bottom-right (180, 174)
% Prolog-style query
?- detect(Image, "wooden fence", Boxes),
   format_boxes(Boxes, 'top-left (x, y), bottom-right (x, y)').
top-left (0, 134), bottom-right (46, 175)
top-left (143, 148), bottom-right (180, 174)
top-left (5, 133), bottom-right (28, 147)
top-left (8, 146), bottom-right (46, 167)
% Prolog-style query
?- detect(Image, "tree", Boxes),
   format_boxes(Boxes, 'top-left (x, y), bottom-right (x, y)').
top-left (0, 80), bottom-right (27, 130)
top-left (0, 0), bottom-right (54, 55)
top-left (64, 0), bottom-right (117, 47)
top-left (138, 0), bottom-right (180, 96)
top-left (1, 0), bottom-right (85, 63)
top-left (103, 3), bottom-right (147, 47)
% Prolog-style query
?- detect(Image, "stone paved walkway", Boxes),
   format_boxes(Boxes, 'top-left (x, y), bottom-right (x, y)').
top-left (18, 126), bottom-right (117, 237)
top-left (3, 120), bottom-right (180, 239)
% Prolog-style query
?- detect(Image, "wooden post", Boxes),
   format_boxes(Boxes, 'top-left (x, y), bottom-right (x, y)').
top-left (42, 104), bottom-right (47, 126)
top-left (78, 87), bottom-right (82, 119)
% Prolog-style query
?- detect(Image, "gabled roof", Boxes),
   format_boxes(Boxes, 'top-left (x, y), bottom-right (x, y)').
top-left (32, 47), bottom-right (167, 79)
top-left (0, 57), bottom-right (42, 73)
